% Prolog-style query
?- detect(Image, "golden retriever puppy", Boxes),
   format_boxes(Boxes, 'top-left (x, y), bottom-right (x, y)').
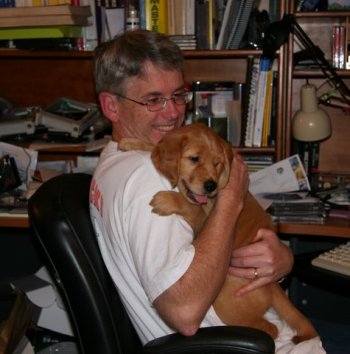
top-left (119, 123), bottom-right (318, 343)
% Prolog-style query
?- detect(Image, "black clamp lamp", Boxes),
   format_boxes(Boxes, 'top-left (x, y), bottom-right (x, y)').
top-left (263, 14), bottom-right (350, 109)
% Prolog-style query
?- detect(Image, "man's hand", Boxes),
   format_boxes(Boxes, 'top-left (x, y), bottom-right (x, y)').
top-left (228, 228), bottom-right (294, 297)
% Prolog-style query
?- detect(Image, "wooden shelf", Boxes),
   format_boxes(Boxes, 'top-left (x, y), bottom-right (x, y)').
top-left (293, 69), bottom-right (350, 78)
top-left (0, 48), bottom-right (263, 60)
top-left (295, 11), bottom-right (350, 18)
top-left (278, 217), bottom-right (350, 238)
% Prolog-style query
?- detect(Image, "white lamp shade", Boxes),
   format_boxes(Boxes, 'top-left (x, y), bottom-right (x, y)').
top-left (292, 83), bottom-right (331, 142)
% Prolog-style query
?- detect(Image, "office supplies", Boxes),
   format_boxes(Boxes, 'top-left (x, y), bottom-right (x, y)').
top-left (35, 98), bottom-right (101, 138)
top-left (312, 241), bottom-right (350, 276)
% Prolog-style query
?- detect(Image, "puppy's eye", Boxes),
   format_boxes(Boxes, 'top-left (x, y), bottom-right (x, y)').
top-left (189, 156), bottom-right (200, 163)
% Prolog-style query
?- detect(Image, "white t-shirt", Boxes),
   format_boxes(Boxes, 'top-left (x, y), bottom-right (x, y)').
top-left (89, 141), bottom-right (224, 345)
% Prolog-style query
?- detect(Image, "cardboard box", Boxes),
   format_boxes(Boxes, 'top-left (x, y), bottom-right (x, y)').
top-left (11, 267), bottom-right (74, 337)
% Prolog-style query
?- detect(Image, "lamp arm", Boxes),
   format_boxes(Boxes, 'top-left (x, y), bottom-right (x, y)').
top-left (263, 14), bottom-right (350, 107)
top-left (285, 14), bottom-right (350, 106)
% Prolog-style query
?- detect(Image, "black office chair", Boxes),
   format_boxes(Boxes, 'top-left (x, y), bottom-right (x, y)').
top-left (28, 173), bottom-right (275, 354)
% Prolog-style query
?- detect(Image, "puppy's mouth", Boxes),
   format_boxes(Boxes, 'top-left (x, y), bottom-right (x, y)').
top-left (181, 180), bottom-right (208, 204)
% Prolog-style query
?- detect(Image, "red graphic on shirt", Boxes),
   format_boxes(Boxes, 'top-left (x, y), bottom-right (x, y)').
top-left (90, 178), bottom-right (104, 217)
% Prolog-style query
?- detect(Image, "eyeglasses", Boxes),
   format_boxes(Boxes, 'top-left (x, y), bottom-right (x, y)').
top-left (116, 91), bottom-right (193, 112)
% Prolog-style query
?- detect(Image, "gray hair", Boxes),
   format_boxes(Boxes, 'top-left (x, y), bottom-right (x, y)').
top-left (93, 30), bottom-right (184, 95)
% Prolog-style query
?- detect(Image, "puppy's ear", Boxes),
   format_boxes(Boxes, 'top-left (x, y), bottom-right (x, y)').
top-left (151, 134), bottom-right (184, 187)
top-left (218, 141), bottom-right (233, 187)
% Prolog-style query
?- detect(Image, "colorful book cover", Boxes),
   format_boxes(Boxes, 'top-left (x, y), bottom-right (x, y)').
top-left (261, 69), bottom-right (273, 147)
top-left (145, 0), bottom-right (167, 34)
top-left (252, 57), bottom-right (271, 147)
top-left (244, 56), bottom-right (260, 147)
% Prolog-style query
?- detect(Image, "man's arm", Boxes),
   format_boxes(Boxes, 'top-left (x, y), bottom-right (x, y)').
top-left (153, 154), bottom-right (249, 336)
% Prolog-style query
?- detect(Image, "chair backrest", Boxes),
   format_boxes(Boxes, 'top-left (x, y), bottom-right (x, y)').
top-left (28, 173), bottom-right (143, 354)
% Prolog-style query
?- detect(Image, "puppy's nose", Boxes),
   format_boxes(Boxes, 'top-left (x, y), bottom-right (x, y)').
top-left (204, 180), bottom-right (217, 193)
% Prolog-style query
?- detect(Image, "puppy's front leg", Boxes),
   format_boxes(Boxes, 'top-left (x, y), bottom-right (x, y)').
top-left (150, 191), bottom-right (205, 233)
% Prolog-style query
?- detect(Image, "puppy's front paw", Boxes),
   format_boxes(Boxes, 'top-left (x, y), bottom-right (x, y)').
top-left (150, 191), bottom-right (178, 216)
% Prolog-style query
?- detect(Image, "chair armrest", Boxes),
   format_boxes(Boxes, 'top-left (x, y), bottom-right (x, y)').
top-left (143, 326), bottom-right (275, 354)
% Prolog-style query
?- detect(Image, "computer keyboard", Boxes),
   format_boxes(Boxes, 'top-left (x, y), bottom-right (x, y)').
top-left (311, 241), bottom-right (350, 276)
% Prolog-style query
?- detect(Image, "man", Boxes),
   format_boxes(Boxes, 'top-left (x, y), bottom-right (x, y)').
top-left (89, 29), bottom-right (294, 345)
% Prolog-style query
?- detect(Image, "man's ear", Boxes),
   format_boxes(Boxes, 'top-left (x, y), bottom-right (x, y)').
top-left (98, 92), bottom-right (119, 122)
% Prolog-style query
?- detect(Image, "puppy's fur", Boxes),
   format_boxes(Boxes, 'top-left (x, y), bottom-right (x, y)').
top-left (119, 123), bottom-right (317, 343)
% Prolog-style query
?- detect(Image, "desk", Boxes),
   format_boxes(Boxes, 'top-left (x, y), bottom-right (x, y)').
top-left (278, 217), bottom-right (350, 239)
top-left (1, 214), bottom-right (350, 235)
top-left (0, 214), bottom-right (29, 228)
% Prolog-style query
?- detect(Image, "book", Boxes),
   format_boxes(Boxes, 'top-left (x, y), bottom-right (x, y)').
top-left (0, 5), bottom-right (92, 27)
top-left (215, 0), bottom-right (234, 50)
top-left (339, 25), bottom-right (345, 69)
top-left (139, 0), bottom-right (146, 29)
top-left (0, 26), bottom-right (83, 40)
top-left (80, 0), bottom-right (98, 50)
top-left (145, 0), bottom-right (167, 33)
top-left (240, 55), bottom-right (253, 146)
top-left (206, 0), bottom-right (216, 49)
top-left (167, 0), bottom-right (195, 36)
top-left (215, 0), bottom-right (255, 50)
top-left (227, 82), bottom-right (243, 146)
top-left (195, 0), bottom-right (210, 49)
top-left (332, 25), bottom-right (340, 69)
top-left (0, 15), bottom-right (90, 27)
top-left (0, 5), bottom-right (91, 17)
top-left (244, 56), bottom-right (260, 147)
top-left (268, 71), bottom-right (278, 146)
top-left (261, 68), bottom-right (274, 147)
top-left (252, 58), bottom-right (271, 147)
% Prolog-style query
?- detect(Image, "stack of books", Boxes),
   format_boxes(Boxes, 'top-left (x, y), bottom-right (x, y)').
top-left (267, 196), bottom-right (326, 224)
top-left (0, 5), bottom-right (92, 50)
top-left (0, 5), bottom-right (92, 27)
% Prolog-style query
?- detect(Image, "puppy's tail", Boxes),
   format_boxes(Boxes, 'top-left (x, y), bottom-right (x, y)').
top-left (271, 284), bottom-right (318, 344)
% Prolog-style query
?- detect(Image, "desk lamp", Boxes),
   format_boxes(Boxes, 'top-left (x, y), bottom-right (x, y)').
top-left (292, 82), bottom-right (331, 141)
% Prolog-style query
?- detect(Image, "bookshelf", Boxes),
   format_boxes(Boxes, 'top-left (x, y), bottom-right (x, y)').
top-left (0, 2), bottom-right (288, 162)
top-left (0, 43), bottom-right (286, 160)
top-left (286, 1), bottom-right (350, 183)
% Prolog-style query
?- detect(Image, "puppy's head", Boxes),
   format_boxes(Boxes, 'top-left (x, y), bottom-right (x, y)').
top-left (151, 123), bottom-right (233, 205)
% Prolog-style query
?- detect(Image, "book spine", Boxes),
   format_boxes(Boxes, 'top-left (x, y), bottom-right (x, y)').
top-left (339, 25), bottom-right (345, 69)
top-left (139, 0), bottom-right (146, 29)
top-left (80, 0), bottom-right (98, 50)
top-left (207, 0), bottom-right (215, 49)
top-left (185, 0), bottom-right (195, 36)
top-left (332, 26), bottom-right (340, 68)
top-left (167, 0), bottom-right (175, 35)
top-left (244, 56), bottom-right (260, 147)
top-left (145, 0), bottom-right (167, 34)
top-left (252, 57), bottom-right (270, 147)
top-left (261, 68), bottom-right (273, 147)
top-left (195, 0), bottom-right (209, 50)
top-left (173, 0), bottom-right (186, 35)
top-left (227, 82), bottom-right (243, 146)
top-left (268, 71), bottom-right (278, 146)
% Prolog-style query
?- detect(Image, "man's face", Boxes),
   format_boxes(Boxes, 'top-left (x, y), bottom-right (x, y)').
top-left (114, 62), bottom-right (187, 146)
